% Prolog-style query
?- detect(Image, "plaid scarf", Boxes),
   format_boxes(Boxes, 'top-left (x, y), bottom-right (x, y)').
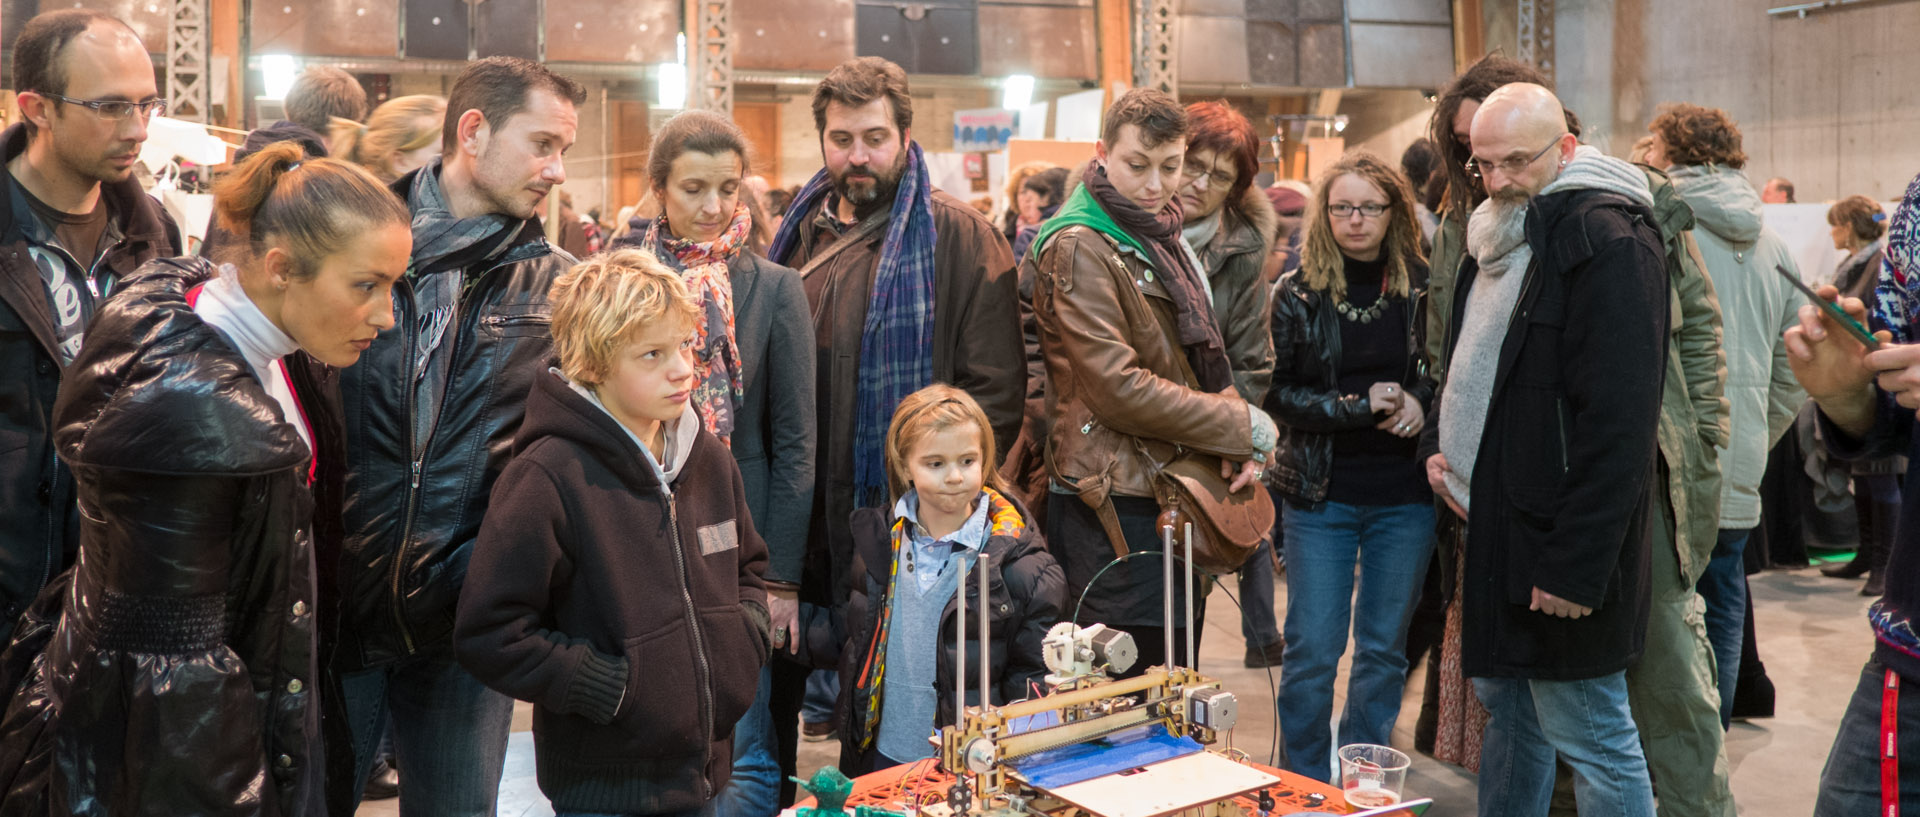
top-left (405, 159), bottom-right (523, 278)
top-left (768, 142), bottom-right (939, 507)
top-left (854, 487), bottom-right (1026, 751)
top-left (647, 204), bottom-right (751, 442)
top-left (1875, 171), bottom-right (1920, 342)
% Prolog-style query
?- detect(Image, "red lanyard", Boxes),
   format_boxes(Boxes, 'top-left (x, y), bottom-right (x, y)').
top-left (1885, 668), bottom-right (1901, 817)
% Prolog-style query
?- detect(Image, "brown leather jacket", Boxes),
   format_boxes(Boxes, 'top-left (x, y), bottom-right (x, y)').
top-left (1031, 225), bottom-right (1253, 502)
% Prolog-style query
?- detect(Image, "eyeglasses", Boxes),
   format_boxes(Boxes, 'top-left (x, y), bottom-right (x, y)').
top-left (1327, 203), bottom-right (1389, 219)
top-left (1181, 160), bottom-right (1236, 189)
top-left (1466, 137), bottom-right (1561, 180)
top-left (41, 94), bottom-right (167, 121)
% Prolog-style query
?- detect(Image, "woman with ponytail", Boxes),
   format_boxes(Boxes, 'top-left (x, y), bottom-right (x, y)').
top-left (0, 140), bottom-right (410, 816)
top-left (329, 94), bottom-right (447, 184)
top-left (608, 108), bottom-right (816, 817)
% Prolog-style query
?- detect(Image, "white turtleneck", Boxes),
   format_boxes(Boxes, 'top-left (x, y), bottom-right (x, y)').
top-left (192, 267), bottom-right (311, 453)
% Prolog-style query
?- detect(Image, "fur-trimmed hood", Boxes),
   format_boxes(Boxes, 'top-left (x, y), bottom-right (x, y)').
top-left (1222, 183), bottom-right (1279, 257)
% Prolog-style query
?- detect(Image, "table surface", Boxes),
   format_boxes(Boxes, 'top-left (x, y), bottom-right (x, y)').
top-left (796, 754), bottom-right (1357, 815)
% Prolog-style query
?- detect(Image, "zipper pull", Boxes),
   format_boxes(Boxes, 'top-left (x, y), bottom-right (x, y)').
top-left (409, 461), bottom-right (422, 490)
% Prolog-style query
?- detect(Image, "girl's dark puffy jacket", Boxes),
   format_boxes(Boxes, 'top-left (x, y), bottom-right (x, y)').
top-left (0, 258), bottom-right (328, 816)
top-left (790, 489), bottom-right (1065, 775)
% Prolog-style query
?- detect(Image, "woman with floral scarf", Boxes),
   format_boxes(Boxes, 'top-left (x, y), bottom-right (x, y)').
top-left (610, 109), bottom-right (817, 817)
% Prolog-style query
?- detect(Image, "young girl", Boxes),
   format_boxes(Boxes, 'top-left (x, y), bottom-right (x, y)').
top-left (833, 384), bottom-right (1066, 773)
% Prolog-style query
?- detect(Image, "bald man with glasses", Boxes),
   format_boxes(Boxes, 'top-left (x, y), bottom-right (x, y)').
top-left (1420, 83), bottom-right (1669, 817)
top-left (0, 8), bottom-right (179, 647)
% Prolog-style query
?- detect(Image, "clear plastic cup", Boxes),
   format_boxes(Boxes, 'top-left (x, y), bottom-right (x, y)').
top-left (1338, 743), bottom-right (1411, 808)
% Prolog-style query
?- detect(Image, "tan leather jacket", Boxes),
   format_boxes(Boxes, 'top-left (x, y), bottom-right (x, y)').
top-left (1031, 225), bottom-right (1253, 501)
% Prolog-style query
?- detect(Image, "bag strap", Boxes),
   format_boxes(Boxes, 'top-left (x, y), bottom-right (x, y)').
top-left (1093, 496), bottom-right (1129, 560)
top-left (795, 206), bottom-right (891, 279)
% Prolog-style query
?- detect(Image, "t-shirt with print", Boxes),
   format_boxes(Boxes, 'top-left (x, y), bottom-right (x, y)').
top-left (10, 172), bottom-right (111, 363)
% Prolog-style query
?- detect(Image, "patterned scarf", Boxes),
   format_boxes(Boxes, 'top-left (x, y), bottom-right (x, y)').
top-left (647, 203), bottom-right (751, 442)
top-left (1874, 171), bottom-right (1920, 342)
top-left (405, 158), bottom-right (523, 278)
top-left (768, 142), bottom-right (940, 507)
top-left (854, 486), bottom-right (1026, 751)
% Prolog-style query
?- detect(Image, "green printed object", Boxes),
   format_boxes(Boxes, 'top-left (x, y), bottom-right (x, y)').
top-left (791, 767), bottom-right (855, 817)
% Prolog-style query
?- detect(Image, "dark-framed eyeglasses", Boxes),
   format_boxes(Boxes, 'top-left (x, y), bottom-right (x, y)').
top-left (1466, 137), bottom-right (1561, 180)
top-left (40, 94), bottom-right (167, 121)
top-left (1327, 203), bottom-right (1389, 219)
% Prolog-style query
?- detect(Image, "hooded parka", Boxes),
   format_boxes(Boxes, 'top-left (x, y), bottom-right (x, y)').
top-left (1664, 164), bottom-right (1801, 532)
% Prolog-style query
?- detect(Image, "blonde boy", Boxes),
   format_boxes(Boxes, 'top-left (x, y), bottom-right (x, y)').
top-left (456, 248), bottom-right (770, 815)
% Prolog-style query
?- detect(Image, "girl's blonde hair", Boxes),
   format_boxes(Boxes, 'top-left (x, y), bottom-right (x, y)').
top-left (884, 384), bottom-right (1007, 504)
top-left (330, 95), bottom-right (448, 183)
top-left (1299, 150), bottom-right (1425, 301)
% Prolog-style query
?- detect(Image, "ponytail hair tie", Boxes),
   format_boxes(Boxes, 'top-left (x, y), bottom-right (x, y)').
top-left (1874, 212), bottom-right (1888, 222)
top-left (286, 161), bottom-right (302, 172)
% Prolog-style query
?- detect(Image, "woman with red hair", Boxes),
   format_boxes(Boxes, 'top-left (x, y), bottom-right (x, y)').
top-left (1178, 100), bottom-right (1285, 668)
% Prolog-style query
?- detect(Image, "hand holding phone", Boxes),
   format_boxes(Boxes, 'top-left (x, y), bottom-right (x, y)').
top-left (1782, 272), bottom-right (1882, 435)
top-left (1776, 265), bottom-right (1881, 351)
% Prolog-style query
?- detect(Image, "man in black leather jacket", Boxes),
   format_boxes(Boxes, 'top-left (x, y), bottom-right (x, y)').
top-left (329, 57), bottom-right (585, 816)
top-left (0, 9), bottom-right (178, 646)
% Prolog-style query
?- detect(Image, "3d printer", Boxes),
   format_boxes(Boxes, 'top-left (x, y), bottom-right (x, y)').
top-left (795, 524), bottom-right (1432, 817)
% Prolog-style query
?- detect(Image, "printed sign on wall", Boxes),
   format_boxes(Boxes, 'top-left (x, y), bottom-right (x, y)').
top-left (954, 108), bottom-right (1018, 152)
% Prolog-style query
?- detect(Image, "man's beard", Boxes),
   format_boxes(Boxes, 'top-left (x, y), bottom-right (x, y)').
top-left (55, 139), bottom-right (134, 186)
top-left (476, 144), bottom-right (547, 220)
top-left (831, 154), bottom-right (905, 210)
top-left (1491, 186), bottom-right (1533, 205)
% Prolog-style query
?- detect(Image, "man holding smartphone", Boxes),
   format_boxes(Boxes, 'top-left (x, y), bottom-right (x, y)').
top-left (1788, 285), bottom-right (1920, 813)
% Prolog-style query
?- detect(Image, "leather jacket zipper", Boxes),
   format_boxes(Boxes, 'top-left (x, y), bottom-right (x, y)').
top-left (387, 250), bottom-right (545, 655)
top-left (480, 313), bottom-right (549, 329)
top-left (665, 490), bottom-right (717, 799)
top-left (390, 276), bottom-right (426, 655)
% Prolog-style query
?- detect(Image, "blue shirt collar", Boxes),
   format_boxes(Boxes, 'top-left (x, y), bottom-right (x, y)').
top-left (893, 489), bottom-right (993, 552)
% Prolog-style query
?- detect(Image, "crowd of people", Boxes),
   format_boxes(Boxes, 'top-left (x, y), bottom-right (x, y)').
top-left (0, 6), bottom-right (1915, 817)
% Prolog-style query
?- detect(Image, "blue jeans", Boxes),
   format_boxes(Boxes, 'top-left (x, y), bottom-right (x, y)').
top-left (703, 665), bottom-right (779, 817)
top-left (339, 648), bottom-right (515, 816)
top-left (1473, 673), bottom-right (1655, 817)
top-left (1277, 500), bottom-right (1434, 783)
top-left (1814, 660), bottom-right (1920, 815)
top-left (802, 669), bottom-right (837, 725)
top-left (1696, 530), bottom-right (1748, 728)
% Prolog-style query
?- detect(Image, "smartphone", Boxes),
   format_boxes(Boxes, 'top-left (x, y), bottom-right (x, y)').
top-left (1775, 265), bottom-right (1881, 351)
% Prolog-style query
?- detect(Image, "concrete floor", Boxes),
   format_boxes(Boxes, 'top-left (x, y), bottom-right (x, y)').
top-left (358, 564), bottom-right (1875, 817)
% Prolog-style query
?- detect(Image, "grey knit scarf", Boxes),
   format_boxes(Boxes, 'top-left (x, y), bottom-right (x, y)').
top-left (1438, 195), bottom-right (1530, 512)
top-left (1436, 145), bottom-right (1653, 510)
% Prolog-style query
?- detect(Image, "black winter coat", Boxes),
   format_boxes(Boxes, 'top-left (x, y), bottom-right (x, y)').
top-left (0, 259), bottom-right (325, 815)
top-left (1422, 189), bottom-right (1668, 680)
top-left (0, 123), bottom-right (179, 645)
top-left (333, 168), bottom-right (577, 669)
top-left (1264, 263), bottom-right (1432, 505)
top-left (455, 369), bottom-right (769, 814)
top-left (817, 491), bottom-right (1065, 775)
